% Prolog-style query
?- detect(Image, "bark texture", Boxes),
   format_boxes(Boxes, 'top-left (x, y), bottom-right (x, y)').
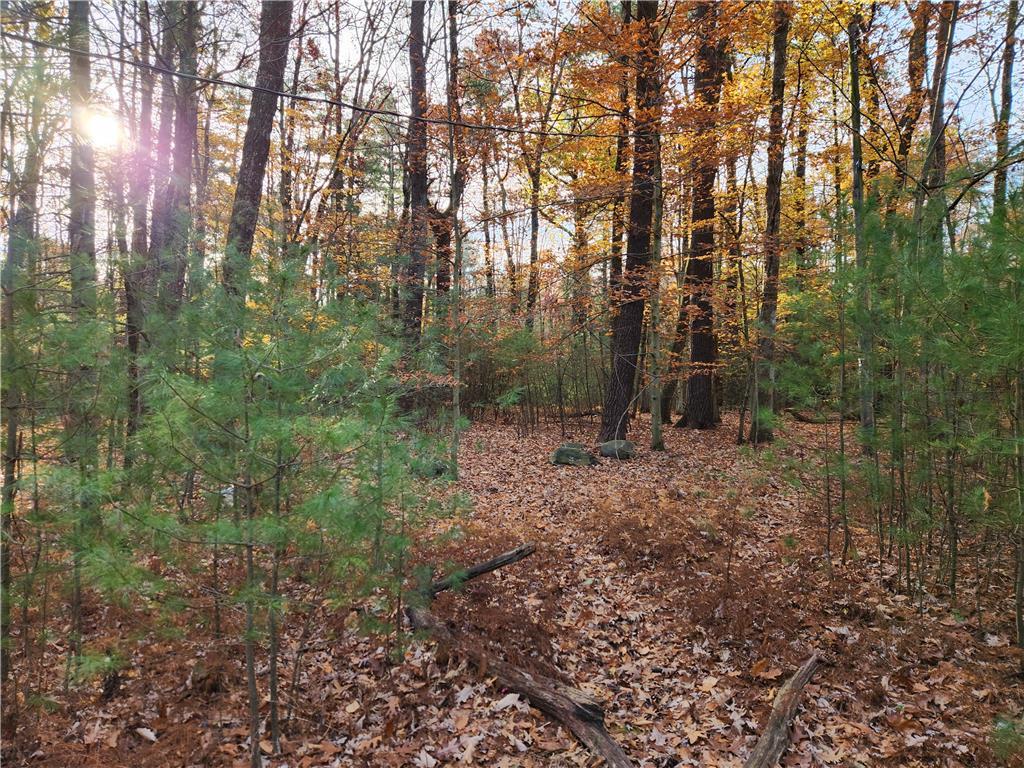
top-left (600, 0), bottom-right (660, 442)
top-left (747, 1), bottom-right (790, 444)
top-left (222, 0), bottom-right (294, 295)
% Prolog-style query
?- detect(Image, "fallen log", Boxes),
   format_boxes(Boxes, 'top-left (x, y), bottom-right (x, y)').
top-left (429, 542), bottom-right (536, 598)
top-left (743, 653), bottom-right (820, 768)
top-left (412, 543), bottom-right (634, 768)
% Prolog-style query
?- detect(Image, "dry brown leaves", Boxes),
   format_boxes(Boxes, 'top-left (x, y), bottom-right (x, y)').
top-left (11, 414), bottom-right (1022, 767)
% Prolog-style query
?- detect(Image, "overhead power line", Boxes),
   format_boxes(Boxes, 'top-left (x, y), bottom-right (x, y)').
top-left (0, 29), bottom-right (651, 141)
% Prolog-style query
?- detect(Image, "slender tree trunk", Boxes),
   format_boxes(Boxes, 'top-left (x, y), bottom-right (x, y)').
top-left (599, 0), bottom-right (660, 443)
top-left (747, 1), bottom-right (791, 444)
top-left (159, 0), bottom-right (198, 315)
top-left (793, 74), bottom-right (809, 276)
top-left (125, 0), bottom-right (154, 457)
top-left (994, 0), bottom-right (1018, 224)
top-left (659, 176), bottom-right (692, 422)
top-left (402, 0), bottom-right (429, 342)
top-left (525, 167), bottom-right (541, 327)
top-left (849, 12), bottom-right (876, 451)
top-left (447, 0), bottom-right (464, 476)
top-left (496, 149), bottom-right (519, 304)
top-left (149, 2), bottom-right (177, 280)
top-left (913, 1), bottom-right (958, 233)
top-left (609, 1), bottom-right (632, 297)
top-left (896, 3), bottom-right (931, 191)
top-left (1, 22), bottom-right (47, 714)
top-left (649, 136), bottom-right (665, 450)
top-left (431, 209), bottom-right (453, 296)
top-left (683, 2), bottom-right (725, 429)
top-left (67, 0), bottom-right (99, 663)
top-left (279, 2), bottom-right (305, 257)
top-left (571, 189), bottom-right (590, 331)
top-left (222, 1), bottom-right (294, 296)
top-left (482, 150), bottom-right (495, 297)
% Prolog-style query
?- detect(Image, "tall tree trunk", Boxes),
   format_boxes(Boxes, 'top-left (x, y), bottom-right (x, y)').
top-left (683, 2), bottom-right (726, 430)
top-left (599, 0), bottom-right (660, 443)
top-left (482, 150), bottom-right (495, 297)
top-left (125, 0), bottom-right (154, 456)
top-left (609, 1), bottom-right (632, 297)
top-left (222, 0), bottom-right (293, 295)
top-left (913, 2), bottom-right (957, 243)
top-left (525, 167), bottom-right (541, 327)
top-left (160, 0), bottom-right (199, 316)
top-left (994, 0), bottom-right (1019, 224)
top-left (896, 2), bottom-right (931, 191)
top-left (67, 0), bottom-right (99, 660)
top-left (571, 189), bottom-right (590, 331)
top-left (850, 12), bottom-right (876, 450)
top-left (402, 0), bottom-right (429, 341)
top-left (747, 0), bottom-right (791, 444)
top-left (279, 0), bottom-right (306, 256)
top-left (432, 209), bottom-right (453, 296)
top-left (659, 175), bottom-right (692, 421)
top-left (496, 147), bottom-right (519, 304)
top-left (1, 22), bottom-right (48, 712)
top-left (793, 65), bottom-right (809, 276)
top-left (149, 2), bottom-right (177, 282)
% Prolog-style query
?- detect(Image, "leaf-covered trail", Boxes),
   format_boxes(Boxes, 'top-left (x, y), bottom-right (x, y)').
top-left (428, 415), bottom-right (1019, 766)
top-left (21, 416), bottom-right (1020, 768)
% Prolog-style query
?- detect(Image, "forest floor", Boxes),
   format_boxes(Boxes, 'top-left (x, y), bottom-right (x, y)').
top-left (13, 414), bottom-right (1023, 767)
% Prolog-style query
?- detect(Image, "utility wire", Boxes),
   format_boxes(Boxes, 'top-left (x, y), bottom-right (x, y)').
top-left (1, 28), bottom-right (653, 140)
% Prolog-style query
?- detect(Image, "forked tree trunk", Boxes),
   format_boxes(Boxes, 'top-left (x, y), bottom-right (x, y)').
top-left (599, 0), bottom-right (660, 442)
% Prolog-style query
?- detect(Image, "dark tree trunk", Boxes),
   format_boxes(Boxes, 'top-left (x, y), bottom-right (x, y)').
top-left (125, 0), bottom-right (154, 453)
top-left (747, 1), bottom-right (790, 444)
top-left (683, 2), bottom-right (725, 430)
top-left (994, 0), bottom-right (1018, 223)
top-left (793, 69), bottom-right (809, 275)
top-left (222, 0), bottom-right (293, 295)
top-left (431, 209), bottom-right (453, 295)
top-left (599, 0), bottom-right (660, 443)
top-left (148, 2), bottom-right (177, 281)
top-left (159, 0), bottom-right (198, 315)
top-left (402, 0), bottom-right (429, 341)
top-left (608, 1), bottom-right (632, 296)
top-left (896, 3), bottom-right (931, 190)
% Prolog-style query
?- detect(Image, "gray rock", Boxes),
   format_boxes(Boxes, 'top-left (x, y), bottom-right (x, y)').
top-left (599, 439), bottom-right (636, 459)
top-left (550, 443), bottom-right (598, 466)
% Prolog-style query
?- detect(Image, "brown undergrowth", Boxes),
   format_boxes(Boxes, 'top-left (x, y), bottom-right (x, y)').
top-left (6, 414), bottom-right (1022, 767)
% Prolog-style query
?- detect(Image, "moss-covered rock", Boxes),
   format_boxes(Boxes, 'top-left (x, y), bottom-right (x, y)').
top-left (550, 443), bottom-right (597, 466)
top-left (599, 439), bottom-right (636, 459)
